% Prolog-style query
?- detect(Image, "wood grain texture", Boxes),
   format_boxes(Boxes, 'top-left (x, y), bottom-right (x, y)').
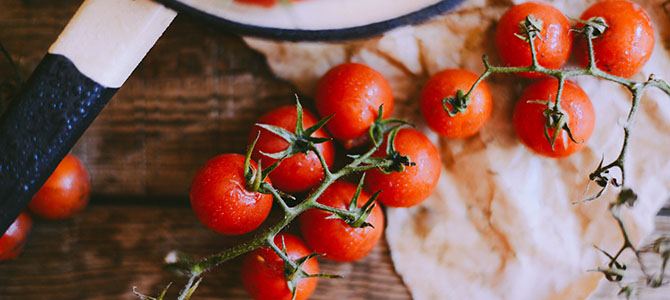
top-left (1, 1), bottom-right (669, 300)
top-left (1, 0), bottom-right (298, 198)
top-left (0, 205), bottom-right (410, 300)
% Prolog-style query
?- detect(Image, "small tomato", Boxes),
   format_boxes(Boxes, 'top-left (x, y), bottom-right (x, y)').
top-left (364, 128), bottom-right (441, 207)
top-left (575, 0), bottom-right (655, 78)
top-left (190, 154), bottom-right (273, 235)
top-left (420, 69), bottom-right (493, 138)
top-left (249, 105), bottom-right (334, 194)
top-left (513, 79), bottom-right (595, 158)
top-left (0, 212), bottom-right (32, 262)
top-left (495, 2), bottom-right (573, 78)
top-left (241, 234), bottom-right (319, 300)
top-left (28, 153), bottom-right (90, 220)
top-left (315, 62), bottom-right (394, 148)
top-left (299, 181), bottom-right (384, 262)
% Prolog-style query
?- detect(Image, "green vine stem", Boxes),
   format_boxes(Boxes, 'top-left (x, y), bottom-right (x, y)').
top-left (446, 15), bottom-right (670, 201)
top-left (134, 102), bottom-right (413, 300)
top-left (444, 14), bottom-right (670, 295)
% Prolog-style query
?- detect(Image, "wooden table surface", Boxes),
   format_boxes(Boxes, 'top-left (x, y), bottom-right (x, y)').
top-left (0, 1), bottom-right (668, 299)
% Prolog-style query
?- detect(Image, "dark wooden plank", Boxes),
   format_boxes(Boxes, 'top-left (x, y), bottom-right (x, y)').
top-left (1, 203), bottom-right (668, 299)
top-left (0, 204), bottom-right (410, 300)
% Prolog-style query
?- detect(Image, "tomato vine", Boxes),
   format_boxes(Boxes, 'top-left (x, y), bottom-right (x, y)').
top-left (134, 7), bottom-right (670, 300)
top-left (447, 13), bottom-right (670, 297)
top-left (134, 100), bottom-right (412, 300)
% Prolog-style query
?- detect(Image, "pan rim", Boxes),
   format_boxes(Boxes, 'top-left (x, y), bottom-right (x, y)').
top-left (156, 0), bottom-right (464, 42)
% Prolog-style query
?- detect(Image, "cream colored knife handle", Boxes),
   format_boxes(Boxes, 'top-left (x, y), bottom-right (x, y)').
top-left (50, 0), bottom-right (177, 88)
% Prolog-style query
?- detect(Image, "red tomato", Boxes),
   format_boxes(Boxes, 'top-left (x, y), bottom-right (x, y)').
top-left (314, 63), bottom-right (394, 149)
top-left (28, 154), bottom-right (90, 220)
top-left (364, 128), bottom-right (441, 207)
top-left (249, 105), bottom-right (335, 193)
top-left (420, 69), bottom-right (493, 138)
top-left (299, 181), bottom-right (384, 262)
top-left (575, 0), bottom-right (655, 78)
top-left (495, 2), bottom-right (572, 78)
top-left (241, 234), bottom-right (319, 300)
top-left (0, 212), bottom-right (32, 261)
top-left (234, 0), bottom-right (306, 8)
top-left (513, 79), bottom-right (595, 158)
top-left (190, 153), bottom-right (273, 235)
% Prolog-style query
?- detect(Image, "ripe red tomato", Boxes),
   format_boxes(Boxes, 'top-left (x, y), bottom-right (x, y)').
top-left (299, 181), bottom-right (384, 262)
top-left (190, 153), bottom-right (273, 235)
top-left (0, 212), bottom-right (32, 261)
top-left (28, 153), bottom-right (90, 220)
top-left (249, 105), bottom-right (335, 194)
top-left (495, 2), bottom-right (572, 78)
top-left (513, 79), bottom-right (595, 158)
top-left (420, 69), bottom-right (493, 138)
top-left (575, 0), bottom-right (655, 78)
top-left (364, 128), bottom-right (441, 207)
top-left (241, 234), bottom-right (319, 300)
top-left (314, 62), bottom-right (394, 149)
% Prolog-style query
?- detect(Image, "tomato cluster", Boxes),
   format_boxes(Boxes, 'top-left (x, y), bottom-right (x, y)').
top-left (189, 61), bottom-right (443, 299)
top-left (1, 153), bottom-right (91, 262)
top-left (419, 0), bottom-right (653, 158)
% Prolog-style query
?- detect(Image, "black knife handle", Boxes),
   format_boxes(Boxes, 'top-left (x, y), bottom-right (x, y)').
top-left (0, 54), bottom-right (118, 234)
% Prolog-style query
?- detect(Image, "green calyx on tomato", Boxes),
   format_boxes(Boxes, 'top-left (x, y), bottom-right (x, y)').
top-left (524, 94), bottom-right (581, 151)
top-left (376, 127), bottom-right (416, 174)
top-left (441, 89), bottom-right (470, 117)
top-left (514, 14), bottom-right (543, 43)
top-left (321, 174), bottom-right (379, 229)
top-left (273, 237), bottom-right (338, 299)
top-left (572, 17), bottom-right (609, 39)
top-left (244, 97), bottom-right (332, 194)
top-left (367, 105), bottom-right (412, 147)
top-left (358, 105), bottom-right (415, 174)
top-left (243, 234), bottom-right (336, 300)
top-left (254, 98), bottom-right (333, 161)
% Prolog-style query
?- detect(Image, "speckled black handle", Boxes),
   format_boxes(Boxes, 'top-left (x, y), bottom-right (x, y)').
top-left (0, 54), bottom-right (118, 234)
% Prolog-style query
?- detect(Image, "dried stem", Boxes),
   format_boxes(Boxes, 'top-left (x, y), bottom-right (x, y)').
top-left (449, 14), bottom-right (670, 292)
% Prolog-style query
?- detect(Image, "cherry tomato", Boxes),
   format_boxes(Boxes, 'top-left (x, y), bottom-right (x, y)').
top-left (364, 128), bottom-right (441, 207)
top-left (495, 2), bottom-right (572, 78)
top-left (241, 234), bottom-right (319, 300)
top-left (575, 0), bottom-right (655, 78)
top-left (420, 69), bottom-right (493, 138)
top-left (190, 153), bottom-right (273, 235)
top-left (299, 181), bottom-right (384, 262)
top-left (513, 79), bottom-right (595, 158)
top-left (28, 153), bottom-right (90, 220)
top-left (0, 212), bottom-right (32, 261)
top-left (314, 62), bottom-right (394, 149)
top-left (249, 105), bottom-right (335, 194)
top-left (234, 0), bottom-right (306, 8)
